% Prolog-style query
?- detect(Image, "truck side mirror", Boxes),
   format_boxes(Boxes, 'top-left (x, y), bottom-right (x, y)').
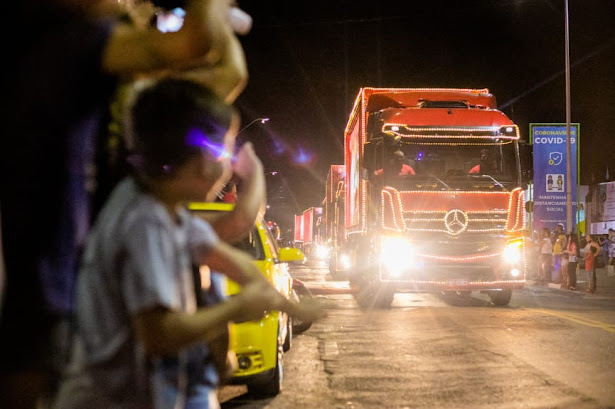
top-left (362, 141), bottom-right (375, 178)
top-left (525, 201), bottom-right (533, 213)
top-left (519, 142), bottom-right (533, 185)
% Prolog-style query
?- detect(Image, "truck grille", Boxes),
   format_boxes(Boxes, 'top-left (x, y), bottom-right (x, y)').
top-left (403, 210), bottom-right (507, 234)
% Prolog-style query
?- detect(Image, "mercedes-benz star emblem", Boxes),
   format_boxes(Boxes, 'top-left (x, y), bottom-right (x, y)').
top-left (444, 209), bottom-right (468, 235)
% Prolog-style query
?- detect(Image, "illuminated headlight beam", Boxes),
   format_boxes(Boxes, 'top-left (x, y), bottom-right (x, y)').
top-left (315, 244), bottom-right (330, 260)
top-left (502, 242), bottom-right (522, 264)
top-left (380, 237), bottom-right (416, 276)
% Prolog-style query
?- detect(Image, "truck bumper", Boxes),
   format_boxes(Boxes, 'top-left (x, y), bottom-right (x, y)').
top-left (377, 262), bottom-right (526, 291)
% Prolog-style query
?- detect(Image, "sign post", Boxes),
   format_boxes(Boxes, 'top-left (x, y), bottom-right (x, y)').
top-left (530, 123), bottom-right (580, 233)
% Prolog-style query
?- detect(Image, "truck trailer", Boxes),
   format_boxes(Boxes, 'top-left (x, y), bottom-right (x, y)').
top-left (327, 87), bottom-right (531, 307)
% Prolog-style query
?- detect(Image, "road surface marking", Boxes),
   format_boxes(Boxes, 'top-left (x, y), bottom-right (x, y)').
top-left (528, 308), bottom-right (615, 334)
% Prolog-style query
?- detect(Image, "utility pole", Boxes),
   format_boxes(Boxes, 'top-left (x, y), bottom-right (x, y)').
top-left (564, 0), bottom-right (574, 232)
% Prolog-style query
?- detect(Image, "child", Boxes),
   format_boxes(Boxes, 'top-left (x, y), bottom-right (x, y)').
top-left (54, 78), bottom-right (322, 409)
top-left (584, 238), bottom-right (598, 293)
top-left (539, 227), bottom-right (553, 283)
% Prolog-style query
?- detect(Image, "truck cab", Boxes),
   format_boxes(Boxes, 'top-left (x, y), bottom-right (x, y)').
top-left (330, 88), bottom-right (530, 307)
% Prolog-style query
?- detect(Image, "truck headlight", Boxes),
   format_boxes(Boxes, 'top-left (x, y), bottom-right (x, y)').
top-left (340, 253), bottom-right (351, 270)
top-left (315, 244), bottom-right (330, 260)
top-left (380, 237), bottom-right (416, 275)
top-left (503, 241), bottom-right (522, 264)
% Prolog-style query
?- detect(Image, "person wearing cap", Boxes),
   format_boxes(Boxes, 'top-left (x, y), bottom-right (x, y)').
top-left (469, 149), bottom-right (496, 174)
top-left (374, 150), bottom-right (416, 177)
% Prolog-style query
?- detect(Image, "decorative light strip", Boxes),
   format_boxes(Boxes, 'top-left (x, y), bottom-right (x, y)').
top-left (383, 125), bottom-right (520, 140)
top-left (381, 190), bottom-right (404, 230)
top-left (392, 189), bottom-right (512, 196)
top-left (505, 188), bottom-right (525, 232)
top-left (369, 87), bottom-right (491, 94)
top-left (419, 252), bottom-right (500, 262)
top-left (401, 141), bottom-right (511, 147)
top-left (378, 276), bottom-right (526, 286)
top-left (402, 209), bottom-right (507, 215)
top-left (381, 187), bottom-right (524, 234)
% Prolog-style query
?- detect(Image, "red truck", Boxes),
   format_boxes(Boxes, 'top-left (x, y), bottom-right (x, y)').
top-left (293, 206), bottom-right (325, 259)
top-left (325, 87), bottom-right (531, 307)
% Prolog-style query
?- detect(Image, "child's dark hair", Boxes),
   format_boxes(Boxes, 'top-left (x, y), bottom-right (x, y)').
top-left (590, 246), bottom-right (597, 254)
top-left (129, 77), bottom-right (236, 177)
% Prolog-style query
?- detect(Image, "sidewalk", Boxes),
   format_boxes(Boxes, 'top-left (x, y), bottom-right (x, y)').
top-left (527, 266), bottom-right (615, 297)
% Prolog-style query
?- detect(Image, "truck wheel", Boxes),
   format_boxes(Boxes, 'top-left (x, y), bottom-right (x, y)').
top-left (328, 253), bottom-right (348, 280)
top-left (353, 281), bottom-right (394, 309)
top-left (328, 252), bottom-right (337, 274)
top-left (488, 289), bottom-right (512, 306)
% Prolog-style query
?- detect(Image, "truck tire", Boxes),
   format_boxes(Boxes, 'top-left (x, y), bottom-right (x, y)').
top-left (488, 289), bottom-right (512, 306)
top-left (353, 280), bottom-right (395, 309)
top-left (328, 253), bottom-right (342, 279)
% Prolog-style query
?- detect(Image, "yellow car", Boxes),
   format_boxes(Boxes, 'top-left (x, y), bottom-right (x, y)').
top-left (188, 202), bottom-right (306, 396)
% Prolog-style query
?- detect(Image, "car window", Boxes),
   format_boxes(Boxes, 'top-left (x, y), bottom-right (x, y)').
top-left (263, 224), bottom-right (279, 261)
top-left (233, 227), bottom-right (265, 260)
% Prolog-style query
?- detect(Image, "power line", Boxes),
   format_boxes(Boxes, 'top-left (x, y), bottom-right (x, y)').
top-left (499, 36), bottom-right (615, 110)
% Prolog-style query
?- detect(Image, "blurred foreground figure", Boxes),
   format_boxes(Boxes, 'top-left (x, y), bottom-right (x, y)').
top-left (0, 1), bottom-right (250, 408)
top-left (54, 77), bottom-right (323, 409)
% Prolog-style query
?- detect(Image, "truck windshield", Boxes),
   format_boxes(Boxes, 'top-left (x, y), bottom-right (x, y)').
top-left (383, 138), bottom-right (519, 190)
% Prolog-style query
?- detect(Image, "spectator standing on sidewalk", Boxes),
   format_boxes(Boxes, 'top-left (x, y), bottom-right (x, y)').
top-left (608, 229), bottom-right (615, 276)
top-left (539, 227), bottom-right (553, 283)
top-left (600, 234), bottom-right (610, 267)
top-left (552, 223), bottom-right (567, 284)
top-left (565, 232), bottom-right (580, 290)
top-left (583, 234), bottom-right (601, 293)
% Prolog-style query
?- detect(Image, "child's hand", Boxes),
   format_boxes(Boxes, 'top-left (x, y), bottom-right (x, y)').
top-left (235, 279), bottom-right (287, 321)
top-left (228, 6), bottom-right (252, 35)
top-left (286, 296), bottom-right (326, 323)
top-left (232, 142), bottom-right (263, 181)
top-left (234, 279), bottom-right (325, 323)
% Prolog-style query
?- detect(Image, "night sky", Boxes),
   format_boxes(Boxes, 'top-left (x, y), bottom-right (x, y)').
top-left (234, 0), bottom-right (615, 219)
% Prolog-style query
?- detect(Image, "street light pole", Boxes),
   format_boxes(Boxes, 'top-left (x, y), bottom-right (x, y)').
top-left (236, 117), bottom-right (269, 138)
top-left (564, 0), bottom-right (574, 232)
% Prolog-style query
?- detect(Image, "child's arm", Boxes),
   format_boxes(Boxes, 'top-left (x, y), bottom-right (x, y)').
top-left (201, 240), bottom-right (324, 317)
top-left (207, 143), bottom-right (265, 243)
top-left (134, 278), bottom-right (282, 356)
top-left (135, 240), bottom-right (323, 357)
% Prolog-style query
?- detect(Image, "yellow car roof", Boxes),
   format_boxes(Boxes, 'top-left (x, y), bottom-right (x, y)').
top-left (188, 202), bottom-right (235, 212)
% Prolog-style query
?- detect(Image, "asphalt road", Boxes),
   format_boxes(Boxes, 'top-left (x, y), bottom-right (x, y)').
top-left (220, 261), bottom-right (615, 409)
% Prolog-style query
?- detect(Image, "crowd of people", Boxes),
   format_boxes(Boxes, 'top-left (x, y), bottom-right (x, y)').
top-left (1, 1), bottom-right (323, 408)
top-left (535, 224), bottom-right (615, 293)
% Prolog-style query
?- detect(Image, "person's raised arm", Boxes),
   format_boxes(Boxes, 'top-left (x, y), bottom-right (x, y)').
top-left (135, 241), bottom-right (324, 356)
top-left (101, 0), bottom-right (233, 75)
top-left (177, 20), bottom-right (248, 103)
top-left (208, 143), bottom-right (265, 243)
top-left (201, 241), bottom-right (324, 316)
